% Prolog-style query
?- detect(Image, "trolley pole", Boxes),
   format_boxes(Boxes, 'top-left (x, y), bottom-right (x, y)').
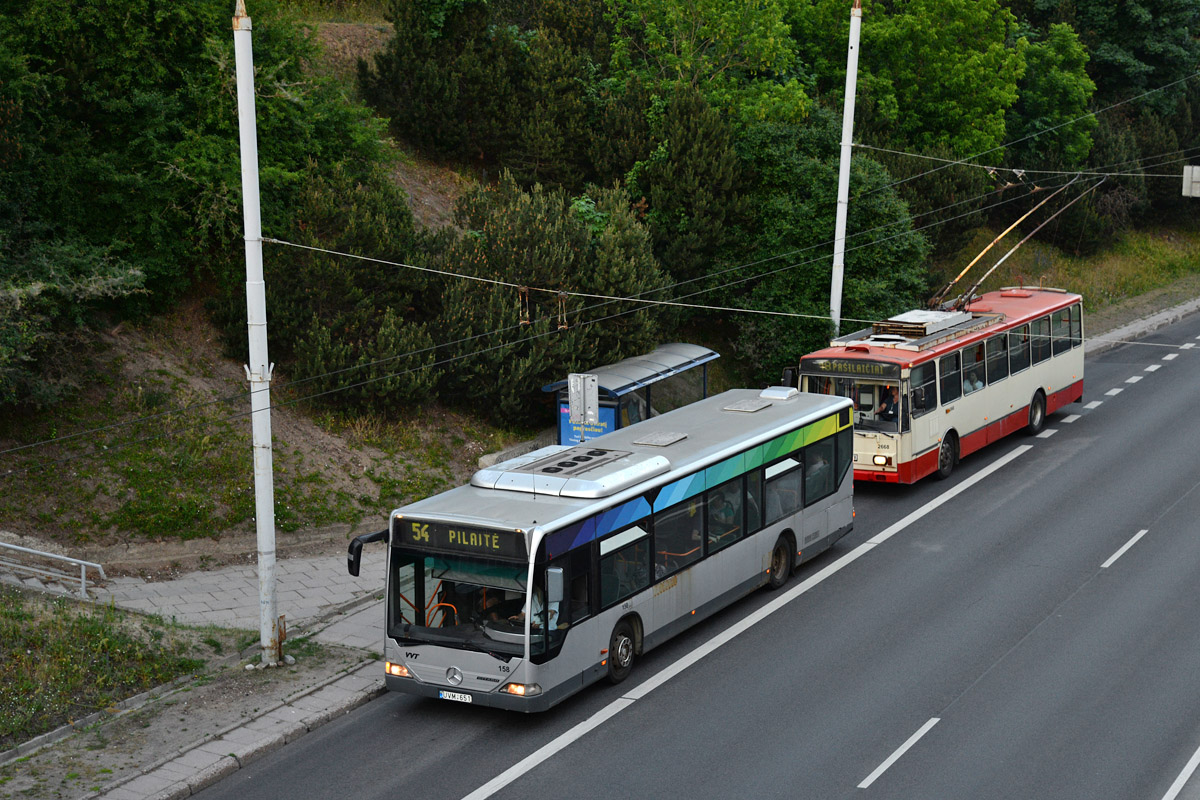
top-left (830, 0), bottom-right (862, 338)
top-left (233, 0), bottom-right (281, 665)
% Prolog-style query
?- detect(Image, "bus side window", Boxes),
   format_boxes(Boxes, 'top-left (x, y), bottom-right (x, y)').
top-left (551, 548), bottom-right (592, 626)
top-left (1009, 324), bottom-right (1031, 373)
top-left (1070, 304), bottom-right (1083, 347)
top-left (1052, 307), bottom-right (1072, 355)
top-left (746, 471), bottom-right (763, 534)
top-left (1031, 316), bottom-right (1052, 363)
top-left (940, 352), bottom-right (962, 403)
top-left (764, 455), bottom-right (802, 522)
top-left (986, 335), bottom-right (1009, 383)
top-left (909, 363), bottom-right (936, 417)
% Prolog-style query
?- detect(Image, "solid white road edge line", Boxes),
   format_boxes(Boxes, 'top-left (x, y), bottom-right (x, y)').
top-left (461, 445), bottom-right (1034, 800)
top-left (1101, 529), bottom-right (1149, 569)
top-left (1162, 738), bottom-right (1200, 800)
top-left (858, 717), bottom-right (942, 789)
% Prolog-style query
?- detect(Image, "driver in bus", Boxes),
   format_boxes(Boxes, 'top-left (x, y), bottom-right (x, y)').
top-left (878, 386), bottom-right (898, 420)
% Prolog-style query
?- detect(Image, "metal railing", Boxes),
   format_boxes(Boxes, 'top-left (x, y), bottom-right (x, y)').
top-left (0, 541), bottom-right (106, 599)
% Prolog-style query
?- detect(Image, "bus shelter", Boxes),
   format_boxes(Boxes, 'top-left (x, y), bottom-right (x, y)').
top-left (541, 343), bottom-right (719, 445)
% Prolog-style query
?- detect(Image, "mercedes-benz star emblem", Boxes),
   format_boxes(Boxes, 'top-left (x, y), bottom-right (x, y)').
top-left (446, 666), bottom-right (463, 686)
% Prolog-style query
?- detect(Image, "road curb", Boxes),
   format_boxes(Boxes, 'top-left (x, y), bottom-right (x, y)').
top-left (1085, 296), bottom-right (1200, 355)
top-left (85, 659), bottom-right (385, 799)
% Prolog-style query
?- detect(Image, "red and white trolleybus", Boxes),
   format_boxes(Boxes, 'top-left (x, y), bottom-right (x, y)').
top-left (798, 286), bottom-right (1084, 483)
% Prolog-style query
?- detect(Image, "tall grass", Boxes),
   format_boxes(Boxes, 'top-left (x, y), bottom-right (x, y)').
top-left (0, 589), bottom-right (210, 749)
top-left (935, 227), bottom-right (1200, 311)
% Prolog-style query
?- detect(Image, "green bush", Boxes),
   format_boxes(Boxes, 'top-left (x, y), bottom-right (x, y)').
top-left (430, 174), bottom-right (667, 422)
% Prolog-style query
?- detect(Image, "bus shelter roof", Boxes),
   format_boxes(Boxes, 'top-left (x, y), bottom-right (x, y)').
top-left (541, 343), bottom-right (719, 400)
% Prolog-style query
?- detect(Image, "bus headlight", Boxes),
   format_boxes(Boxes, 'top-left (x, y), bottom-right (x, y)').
top-left (502, 683), bottom-right (542, 697)
top-left (873, 455), bottom-right (891, 466)
top-left (385, 662), bottom-right (410, 678)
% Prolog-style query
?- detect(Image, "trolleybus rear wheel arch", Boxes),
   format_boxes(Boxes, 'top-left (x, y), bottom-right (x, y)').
top-left (1027, 390), bottom-right (1047, 435)
top-left (607, 618), bottom-right (638, 684)
top-left (767, 534), bottom-right (795, 590)
top-left (935, 432), bottom-right (958, 481)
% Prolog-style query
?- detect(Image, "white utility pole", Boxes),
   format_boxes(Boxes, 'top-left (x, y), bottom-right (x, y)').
top-left (830, 0), bottom-right (862, 338)
top-left (233, 0), bottom-right (281, 665)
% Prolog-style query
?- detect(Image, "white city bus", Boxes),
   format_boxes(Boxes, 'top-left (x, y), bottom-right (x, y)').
top-left (797, 286), bottom-right (1084, 483)
top-left (347, 387), bottom-right (854, 711)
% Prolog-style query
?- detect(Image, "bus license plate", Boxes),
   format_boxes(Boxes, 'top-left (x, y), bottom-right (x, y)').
top-left (439, 690), bottom-right (472, 704)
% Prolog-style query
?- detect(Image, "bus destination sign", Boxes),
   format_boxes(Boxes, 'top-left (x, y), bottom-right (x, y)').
top-left (393, 518), bottom-right (525, 560)
top-left (802, 358), bottom-right (901, 380)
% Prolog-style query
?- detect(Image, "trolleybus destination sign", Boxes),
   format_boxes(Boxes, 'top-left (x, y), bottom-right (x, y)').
top-left (801, 358), bottom-right (901, 379)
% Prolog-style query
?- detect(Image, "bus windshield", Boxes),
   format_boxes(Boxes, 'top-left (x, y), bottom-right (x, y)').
top-left (804, 375), bottom-right (900, 433)
top-left (388, 551), bottom-right (553, 656)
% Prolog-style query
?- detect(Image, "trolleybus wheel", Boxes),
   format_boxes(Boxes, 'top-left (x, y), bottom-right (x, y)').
top-left (1027, 391), bottom-right (1047, 435)
top-left (767, 536), bottom-right (793, 590)
top-left (935, 433), bottom-right (957, 480)
top-left (607, 620), bottom-right (636, 684)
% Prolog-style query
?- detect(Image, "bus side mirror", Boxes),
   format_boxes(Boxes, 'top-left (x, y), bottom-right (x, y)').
top-left (347, 528), bottom-right (389, 577)
top-left (546, 567), bottom-right (565, 605)
top-left (780, 367), bottom-right (798, 388)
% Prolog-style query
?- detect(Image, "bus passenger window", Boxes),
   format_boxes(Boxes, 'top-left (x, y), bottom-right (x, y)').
top-left (1052, 308), bottom-right (1072, 355)
top-left (764, 457), bottom-right (801, 523)
top-left (1031, 316), bottom-right (1051, 364)
top-left (909, 363), bottom-right (936, 417)
top-left (940, 353), bottom-right (962, 403)
top-left (706, 478), bottom-right (743, 554)
top-left (962, 344), bottom-right (985, 394)
top-left (746, 471), bottom-right (763, 534)
top-left (986, 336), bottom-right (1008, 383)
top-left (1070, 304), bottom-right (1083, 348)
top-left (1008, 325), bottom-right (1031, 373)
top-left (804, 438), bottom-right (836, 505)
top-left (654, 501), bottom-right (704, 576)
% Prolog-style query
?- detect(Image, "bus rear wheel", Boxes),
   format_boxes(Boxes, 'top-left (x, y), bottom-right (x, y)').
top-left (607, 620), bottom-right (636, 684)
top-left (767, 536), bottom-right (793, 590)
top-left (935, 433), bottom-right (957, 480)
top-left (1027, 391), bottom-right (1047, 435)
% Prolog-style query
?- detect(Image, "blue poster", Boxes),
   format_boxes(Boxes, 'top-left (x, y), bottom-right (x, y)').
top-left (557, 403), bottom-right (616, 445)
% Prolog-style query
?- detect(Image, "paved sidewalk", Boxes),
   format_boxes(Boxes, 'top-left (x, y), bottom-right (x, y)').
top-left (72, 548), bottom-right (392, 799)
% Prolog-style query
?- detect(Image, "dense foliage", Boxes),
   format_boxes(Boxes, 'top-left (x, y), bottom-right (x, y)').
top-left (4, 0), bottom-right (1200, 421)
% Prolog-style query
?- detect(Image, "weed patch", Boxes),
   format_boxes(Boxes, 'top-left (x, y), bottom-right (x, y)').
top-left (0, 588), bottom-right (237, 750)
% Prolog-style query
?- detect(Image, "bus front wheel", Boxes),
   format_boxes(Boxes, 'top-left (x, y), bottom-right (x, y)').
top-left (935, 433), bottom-right (957, 480)
top-left (607, 620), bottom-right (636, 684)
top-left (767, 536), bottom-right (793, 590)
top-left (1028, 391), bottom-right (1047, 435)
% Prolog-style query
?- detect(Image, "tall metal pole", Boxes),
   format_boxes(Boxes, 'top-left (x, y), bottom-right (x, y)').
top-left (233, 0), bottom-right (280, 665)
top-left (830, 0), bottom-right (862, 338)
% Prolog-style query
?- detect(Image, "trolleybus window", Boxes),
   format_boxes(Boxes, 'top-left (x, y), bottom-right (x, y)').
top-left (1052, 307), bottom-right (1072, 355)
top-left (940, 352), bottom-right (962, 403)
top-left (1069, 304), bottom-right (1082, 347)
top-left (909, 363), bottom-right (937, 417)
top-left (962, 343), bottom-right (986, 395)
top-left (1031, 316), bottom-right (1052, 364)
top-left (1009, 324), bottom-right (1031, 373)
top-left (986, 335), bottom-right (1009, 383)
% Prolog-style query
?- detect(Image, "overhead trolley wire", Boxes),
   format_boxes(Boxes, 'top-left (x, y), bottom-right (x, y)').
top-left (0, 172), bottom-right (1095, 468)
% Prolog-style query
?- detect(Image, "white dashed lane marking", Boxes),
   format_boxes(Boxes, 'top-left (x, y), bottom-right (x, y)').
top-left (1062, 414), bottom-right (1080, 423)
top-left (1084, 401), bottom-right (1103, 410)
top-left (1105, 388), bottom-right (1124, 396)
top-left (1037, 429), bottom-right (1058, 439)
top-left (1126, 375), bottom-right (1143, 384)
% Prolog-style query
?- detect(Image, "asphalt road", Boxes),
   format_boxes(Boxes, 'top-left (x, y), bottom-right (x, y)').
top-left (197, 313), bottom-right (1200, 800)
